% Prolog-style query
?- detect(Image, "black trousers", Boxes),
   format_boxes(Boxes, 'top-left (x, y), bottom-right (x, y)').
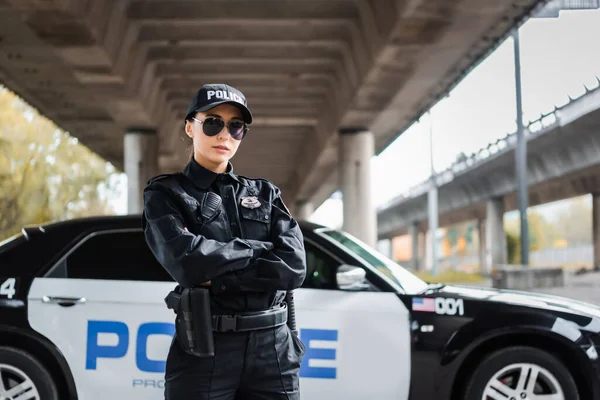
top-left (164, 324), bottom-right (306, 399)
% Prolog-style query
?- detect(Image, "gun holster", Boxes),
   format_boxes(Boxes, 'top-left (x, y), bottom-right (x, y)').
top-left (165, 286), bottom-right (215, 358)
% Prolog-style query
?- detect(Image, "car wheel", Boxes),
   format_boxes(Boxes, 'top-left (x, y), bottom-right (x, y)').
top-left (0, 346), bottom-right (58, 400)
top-left (463, 346), bottom-right (579, 400)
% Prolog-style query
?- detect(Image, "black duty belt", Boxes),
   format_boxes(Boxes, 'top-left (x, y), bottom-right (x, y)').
top-left (165, 289), bottom-right (288, 333)
top-left (212, 304), bottom-right (288, 332)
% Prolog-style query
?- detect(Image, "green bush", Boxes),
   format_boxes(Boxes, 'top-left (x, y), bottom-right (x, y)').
top-left (415, 271), bottom-right (486, 284)
top-left (506, 231), bottom-right (520, 264)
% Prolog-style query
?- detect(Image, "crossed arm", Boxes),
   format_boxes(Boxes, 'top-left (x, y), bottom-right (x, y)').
top-left (143, 187), bottom-right (306, 291)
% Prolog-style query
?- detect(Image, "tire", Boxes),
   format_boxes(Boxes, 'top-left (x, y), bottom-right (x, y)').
top-left (0, 346), bottom-right (58, 400)
top-left (463, 346), bottom-right (579, 400)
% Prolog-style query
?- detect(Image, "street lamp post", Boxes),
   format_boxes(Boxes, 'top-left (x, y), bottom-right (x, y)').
top-left (427, 110), bottom-right (439, 275)
top-left (516, 0), bottom-right (600, 267)
top-left (512, 28), bottom-right (529, 265)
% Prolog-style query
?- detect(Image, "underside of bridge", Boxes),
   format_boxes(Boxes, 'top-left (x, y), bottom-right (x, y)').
top-left (0, 0), bottom-right (545, 212)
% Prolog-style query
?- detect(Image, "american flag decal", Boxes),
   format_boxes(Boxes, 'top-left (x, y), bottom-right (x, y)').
top-left (412, 297), bottom-right (436, 312)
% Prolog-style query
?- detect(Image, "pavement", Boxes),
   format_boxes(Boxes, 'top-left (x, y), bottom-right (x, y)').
top-left (534, 272), bottom-right (600, 306)
top-left (460, 271), bottom-right (600, 306)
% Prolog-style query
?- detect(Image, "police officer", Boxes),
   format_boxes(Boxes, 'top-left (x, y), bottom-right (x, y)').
top-left (142, 83), bottom-right (307, 399)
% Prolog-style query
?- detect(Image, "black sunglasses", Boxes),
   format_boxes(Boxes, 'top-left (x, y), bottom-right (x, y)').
top-left (191, 117), bottom-right (248, 140)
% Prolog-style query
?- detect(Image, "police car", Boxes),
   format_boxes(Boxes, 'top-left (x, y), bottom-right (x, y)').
top-left (1, 215), bottom-right (600, 400)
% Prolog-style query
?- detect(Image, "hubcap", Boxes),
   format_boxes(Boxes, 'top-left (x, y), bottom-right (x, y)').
top-left (482, 363), bottom-right (564, 400)
top-left (0, 364), bottom-right (40, 400)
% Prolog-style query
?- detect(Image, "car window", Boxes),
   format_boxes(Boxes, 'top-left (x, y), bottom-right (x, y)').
top-left (318, 229), bottom-right (429, 294)
top-left (302, 241), bottom-right (338, 290)
top-left (53, 230), bottom-right (174, 282)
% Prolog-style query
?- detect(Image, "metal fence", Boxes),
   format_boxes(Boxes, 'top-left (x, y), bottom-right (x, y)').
top-left (405, 244), bottom-right (596, 271)
top-left (529, 244), bottom-right (594, 266)
top-left (557, 0), bottom-right (599, 9)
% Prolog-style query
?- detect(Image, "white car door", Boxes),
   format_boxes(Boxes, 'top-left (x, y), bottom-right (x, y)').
top-left (296, 240), bottom-right (411, 400)
top-left (27, 229), bottom-right (176, 400)
top-left (27, 229), bottom-right (412, 400)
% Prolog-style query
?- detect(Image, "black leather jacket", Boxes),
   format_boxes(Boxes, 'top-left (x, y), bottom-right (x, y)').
top-left (142, 158), bottom-right (307, 315)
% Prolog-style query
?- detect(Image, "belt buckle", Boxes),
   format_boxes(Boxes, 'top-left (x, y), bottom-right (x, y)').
top-left (220, 315), bottom-right (237, 332)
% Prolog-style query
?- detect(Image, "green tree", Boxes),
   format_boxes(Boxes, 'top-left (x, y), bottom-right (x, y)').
top-left (553, 196), bottom-right (593, 245)
top-left (506, 231), bottom-right (520, 264)
top-left (528, 211), bottom-right (548, 251)
top-left (0, 85), bottom-right (122, 241)
top-left (504, 210), bottom-right (556, 252)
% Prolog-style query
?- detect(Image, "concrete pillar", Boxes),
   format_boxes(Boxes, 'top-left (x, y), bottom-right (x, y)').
top-left (424, 230), bottom-right (433, 272)
top-left (125, 129), bottom-right (158, 214)
top-left (486, 197), bottom-right (507, 270)
top-left (593, 193), bottom-right (600, 269)
top-left (339, 128), bottom-right (376, 247)
top-left (427, 185), bottom-right (439, 274)
top-left (478, 219), bottom-right (486, 274)
top-left (418, 231), bottom-right (426, 270)
top-left (409, 222), bottom-right (420, 270)
top-left (295, 200), bottom-right (314, 221)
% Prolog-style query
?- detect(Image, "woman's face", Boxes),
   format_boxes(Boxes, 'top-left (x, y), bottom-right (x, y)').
top-left (185, 103), bottom-right (244, 173)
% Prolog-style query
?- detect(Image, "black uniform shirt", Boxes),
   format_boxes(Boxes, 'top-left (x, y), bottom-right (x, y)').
top-left (142, 157), bottom-right (307, 315)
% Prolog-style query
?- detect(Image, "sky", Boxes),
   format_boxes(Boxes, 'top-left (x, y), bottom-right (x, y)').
top-left (310, 6), bottom-right (600, 229)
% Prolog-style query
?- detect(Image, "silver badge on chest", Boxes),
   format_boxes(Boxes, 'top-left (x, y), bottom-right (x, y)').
top-left (240, 196), bottom-right (261, 209)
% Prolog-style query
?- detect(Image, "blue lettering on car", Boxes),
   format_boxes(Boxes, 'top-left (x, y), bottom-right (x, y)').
top-left (299, 328), bottom-right (338, 379)
top-left (136, 322), bottom-right (174, 372)
top-left (86, 321), bottom-right (129, 370)
top-left (86, 321), bottom-right (339, 379)
top-left (86, 320), bottom-right (174, 373)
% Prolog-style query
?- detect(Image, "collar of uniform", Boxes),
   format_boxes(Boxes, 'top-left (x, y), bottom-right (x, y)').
top-left (183, 157), bottom-right (240, 189)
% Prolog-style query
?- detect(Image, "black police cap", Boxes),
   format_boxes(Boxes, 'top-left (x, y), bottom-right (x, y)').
top-left (185, 83), bottom-right (253, 124)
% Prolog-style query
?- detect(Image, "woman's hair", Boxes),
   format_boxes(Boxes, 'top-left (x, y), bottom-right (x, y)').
top-left (184, 117), bottom-right (194, 162)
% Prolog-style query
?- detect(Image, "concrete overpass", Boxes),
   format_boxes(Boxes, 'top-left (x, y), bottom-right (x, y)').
top-left (0, 0), bottom-right (547, 246)
top-left (377, 81), bottom-right (600, 270)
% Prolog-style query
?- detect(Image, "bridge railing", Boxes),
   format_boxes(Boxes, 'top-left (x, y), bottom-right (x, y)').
top-left (377, 76), bottom-right (600, 212)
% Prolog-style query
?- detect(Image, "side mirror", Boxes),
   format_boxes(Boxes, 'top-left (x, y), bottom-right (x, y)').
top-left (336, 264), bottom-right (368, 290)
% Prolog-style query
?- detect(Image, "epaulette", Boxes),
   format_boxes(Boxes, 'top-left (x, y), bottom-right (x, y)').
top-left (235, 174), bottom-right (280, 196)
top-left (236, 174), bottom-right (275, 187)
top-left (146, 172), bottom-right (183, 186)
top-left (255, 177), bottom-right (280, 192)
